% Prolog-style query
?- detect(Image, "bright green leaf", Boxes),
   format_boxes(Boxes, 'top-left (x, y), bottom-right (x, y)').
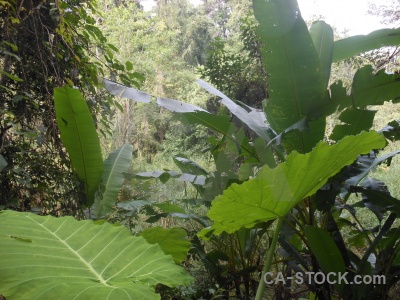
top-left (200, 131), bottom-right (386, 236)
top-left (0, 210), bottom-right (192, 299)
top-left (125, 61), bottom-right (134, 71)
top-left (1, 71), bottom-right (23, 82)
top-left (54, 87), bottom-right (103, 206)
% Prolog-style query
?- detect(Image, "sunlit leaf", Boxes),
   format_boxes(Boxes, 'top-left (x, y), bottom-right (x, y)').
top-left (200, 131), bottom-right (385, 236)
top-left (196, 79), bottom-right (273, 142)
top-left (156, 97), bottom-right (207, 113)
top-left (0, 210), bottom-right (192, 299)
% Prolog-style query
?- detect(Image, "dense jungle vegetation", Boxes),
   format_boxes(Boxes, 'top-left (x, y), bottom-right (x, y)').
top-left (1, 0), bottom-right (400, 299)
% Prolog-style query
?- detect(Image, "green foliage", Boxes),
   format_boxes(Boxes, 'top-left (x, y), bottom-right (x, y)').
top-left (304, 226), bottom-right (346, 291)
top-left (332, 29), bottom-right (400, 62)
top-left (93, 144), bottom-right (133, 218)
top-left (0, 0), bottom-right (138, 212)
top-left (110, 1), bottom-right (400, 298)
top-left (254, 0), bottom-right (327, 153)
top-left (140, 226), bottom-right (191, 263)
top-left (54, 87), bottom-right (103, 206)
top-left (200, 131), bottom-right (386, 236)
top-left (0, 210), bottom-right (192, 299)
top-left (54, 87), bottom-right (132, 217)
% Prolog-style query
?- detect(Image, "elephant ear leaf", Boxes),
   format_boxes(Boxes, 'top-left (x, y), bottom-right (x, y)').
top-left (0, 210), bottom-right (192, 299)
top-left (199, 131), bottom-right (386, 236)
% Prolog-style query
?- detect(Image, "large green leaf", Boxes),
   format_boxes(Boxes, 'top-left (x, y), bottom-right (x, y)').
top-left (92, 144), bottom-right (133, 218)
top-left (253, 0), bottom-right (327, 153)
top-left (309, 21), bottom-right (334, 88)
top-left (333, 28), bottom-right (400, 62)
top-left (139, 227), bottom-right (191, 263)
top-left (54, 87), bottom-right (103, 206)
top-left (0, 210), bottom-right (192, 299)
top-left (199, 131), bottom-right (385, 236)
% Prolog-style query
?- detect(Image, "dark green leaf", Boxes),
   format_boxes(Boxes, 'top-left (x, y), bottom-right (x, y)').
top-left (330, 109), bottom-right (376, 141)
top-left (253, 0), bottom-right (327, 152)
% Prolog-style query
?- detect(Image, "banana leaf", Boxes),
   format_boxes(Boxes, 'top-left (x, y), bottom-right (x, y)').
top-left (54, 87), bottom-right (103, 206)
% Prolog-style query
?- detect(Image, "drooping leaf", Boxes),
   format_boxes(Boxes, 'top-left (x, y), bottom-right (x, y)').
top-left (253, 137), bottom-right (277, 168)
top-left (253, 0), bottom-right (327, 153)
top-left (359, 177), bottom-right (389, 222)
top-left (135, 170), bottom-right (180, 184)
top-left (309, 20), bottom-right (334, 88)
top-left (346, 150), bottom-right (400, 187)
top-left (333, 28), bottom-right (400, 62)
top-left (139, 227), bottom-right (191, 263)
top-left (0, 210), bottom-right (192, 299)
top-left (157, 97), bottom-right (207, 113)
top-left (92, 144), bottom-right (133, 218)
top-left (104, 78), bottom-right (152, 103)
top-left (196, 79), bottom-right (273, 142)
top-left (173, 156), bottom-right (208, 176)
top-left (54, 87), bottom-right (103, 206)
top-left (177, 173), bottom-right (206, 185)
top-left (330, 109), bottom-right (376, 141)
top-left (154, 202), bottom-right (186, 214)
top-left (199, 131), bottom-right (385, 236)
